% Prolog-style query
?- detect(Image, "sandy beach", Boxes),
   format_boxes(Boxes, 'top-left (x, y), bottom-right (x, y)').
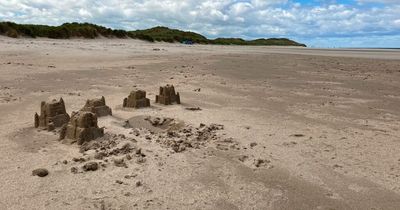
top-left (1, 37), bottom-right (400, 209)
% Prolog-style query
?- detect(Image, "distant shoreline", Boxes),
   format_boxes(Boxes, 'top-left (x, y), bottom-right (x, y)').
top-left (346, 48), bottom-right (400, 50)
top-left (0, 21), bottom-right (306, 47)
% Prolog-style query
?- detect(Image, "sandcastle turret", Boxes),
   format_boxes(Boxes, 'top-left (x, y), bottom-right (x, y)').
top-left (34, 98), bottom-right (70, 131)
top-left (81, 96), bottom-right (112, 117)
top-left (155, 85), bottom-right (181, 105)
top-left (123, 90), bottom-right (150, 108)
top-left (60, 111), bottom-right (104, 145)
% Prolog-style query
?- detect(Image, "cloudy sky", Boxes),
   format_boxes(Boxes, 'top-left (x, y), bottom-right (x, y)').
top-left (0, 0), bottom-right (399, 47)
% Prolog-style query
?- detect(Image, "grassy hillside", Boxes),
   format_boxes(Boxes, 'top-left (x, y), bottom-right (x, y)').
top-left (131, 26), bottom-right (209, 44)
top-left (0, 22), bottom-right (306, 47)
top-left (0, 22), bottom-right (129, 39)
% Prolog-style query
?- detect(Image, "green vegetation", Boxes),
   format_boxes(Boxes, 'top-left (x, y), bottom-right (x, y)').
top-left (0, 22), bottom-right (306, 47)
top-left (131, 26), bottom-right (208, 44)
top-left (0, 22), bottom-right (130, 39)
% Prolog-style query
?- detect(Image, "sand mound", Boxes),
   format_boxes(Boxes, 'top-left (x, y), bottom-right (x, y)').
top-left (155, 84), bottom-right (181, 105)
top-left (122, 90), bottom-right (150, 108)
top-left (34, 98), bottom-right (70, 131)
top-left (60, 111), bottom-right (104, 145)
top-left (81, 96), bottom-right (112, 117)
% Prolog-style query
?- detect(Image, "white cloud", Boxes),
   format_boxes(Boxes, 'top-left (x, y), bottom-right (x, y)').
top-left (79, 8), bottom-right (92, 18)
top-left (251, 0), bottom-right (288, 7)
top-left (394, 19), bottom-right (400, 26)
top-left (230, 2), bottom-right (253, 15)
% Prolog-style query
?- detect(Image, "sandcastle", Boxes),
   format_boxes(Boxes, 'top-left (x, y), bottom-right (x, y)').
top-left (155, 85), bottom-right (181, 105)
top-left (60, 111), bottom-right (104, 145)
top-left (81, 96), bottom-right (112, 117)
top-left (34, 98), bottom-right (70, 131)
top-left (123, 90), bottom-right (150, 108)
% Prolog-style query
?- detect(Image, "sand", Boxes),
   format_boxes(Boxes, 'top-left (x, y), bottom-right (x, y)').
top-left (1, 36), bottom-right (400, 209)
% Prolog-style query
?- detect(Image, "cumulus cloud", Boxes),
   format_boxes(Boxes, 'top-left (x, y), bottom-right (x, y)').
top-left (0, 0), bottom-right (399, 47)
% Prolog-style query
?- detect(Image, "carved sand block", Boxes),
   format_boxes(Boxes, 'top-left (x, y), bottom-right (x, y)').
top-left (34, 98), bottom-right (70, 131)
top-left (155, 85), bottom-right (181, 105)
top-left (60, 111), bottom-right (104, 145)
top-left (123, 90), bottom-right (150, 108)
top-left (81, 96), bottom-right (112, 117)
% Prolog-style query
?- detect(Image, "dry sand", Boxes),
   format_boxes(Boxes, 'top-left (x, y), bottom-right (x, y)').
top-left (1, 37), bottom-right (400, 209)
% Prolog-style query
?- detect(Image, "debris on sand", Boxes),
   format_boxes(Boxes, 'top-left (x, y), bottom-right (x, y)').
top-left (185, 107), bottom-right (202, 111)
top-left (135, 148), bottom-right (145, 157)
top-left (94, 152), bottom-right (107, 160)
top-left (124, 192), bottom-right (132, 197)
top-left (238, 155), bottom-right (249, 162)
top-left (80, 135), bottom-right (117, 151)
top-left (291, 134), bottom-right (305, 137)
top-left (123, 90), bottom-right (150, 108)
top-left (79, 134), bottom-right (138, 162)
top-left (60, 111), bottom-right (104, 145)
top-left (127, 115), bottom-right (185, 134)
top-left (126, 154), bottom-right (132, 160)
top-left (333, 164), bottom-right (343, 169)
top-left (254, 159), bottom-right (273, 168)
top-left (136, 156), bottom-right (146, 164)
top-left (282, 141), bottom-right (298, 147)
top-left (144, 116), bottom-right (174, 127)
top-left (155, 85), bottom-right (181, 105)
top-left (216, 143), bottom-right (229, 151)
top-left (124, 174), bottom-right (137, 179)
top-left (146, 122), bottom-right (225, 153)
top-left (72, 157), bottom-right (86, 163)
top-left (34, 98), bottom-right (70, 130)
top-left (81, 96), bottom-right (112, 117)
top-left (135, 181), bottom-right (142, 187)
top-left (214, 137), bottom-right (239, 151)
top-left (60, 115), bottom-right (230, 176)
top-left (82, 162), bottom-right (99, 171)
top-left (70, 167), bottom-right (78, 174)
top-left (113, 158), bottom-right (127, 168)
top-left (32, 168), bottom-right (49, 177)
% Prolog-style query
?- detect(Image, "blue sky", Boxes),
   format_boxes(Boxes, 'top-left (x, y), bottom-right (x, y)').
top-left (0, 0), bottom-right (399, 48)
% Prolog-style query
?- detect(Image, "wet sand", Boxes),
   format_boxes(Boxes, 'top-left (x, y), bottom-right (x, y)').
top-left (1, 37), bottom-right (400, 209)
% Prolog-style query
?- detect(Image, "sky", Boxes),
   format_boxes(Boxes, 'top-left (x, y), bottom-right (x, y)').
top-left (0, 0), bottom-right (400, 48)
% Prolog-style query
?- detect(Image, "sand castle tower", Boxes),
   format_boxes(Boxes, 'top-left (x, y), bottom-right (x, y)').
top-left (123, 90), bottom-right (150, 108)
top-left (60, 111), bottom-right (104, 145)
top-left (34, 98), bottom-right (70, 131)
top-left (81, 96), bottom-right (112, 117)
top-left (155, 85), bottom-right (181, 105)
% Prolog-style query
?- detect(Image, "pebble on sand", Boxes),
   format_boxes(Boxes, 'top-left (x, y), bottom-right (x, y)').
top-left (82, 162), bottom-right (99, 171)
top-left (32, 168), bottom-right (49, 177)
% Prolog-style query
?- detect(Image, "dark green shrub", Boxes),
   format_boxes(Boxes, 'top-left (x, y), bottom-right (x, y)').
top-left (6, 29), bottom-right (18, 38)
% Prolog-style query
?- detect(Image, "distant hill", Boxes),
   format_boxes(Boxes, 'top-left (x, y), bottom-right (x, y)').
top-left (212, 38), bottom-right (306, 46)
top-left (131, 26), bottom-right (209, 44)
top-left (0, 22), bottom-right (306, 47)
